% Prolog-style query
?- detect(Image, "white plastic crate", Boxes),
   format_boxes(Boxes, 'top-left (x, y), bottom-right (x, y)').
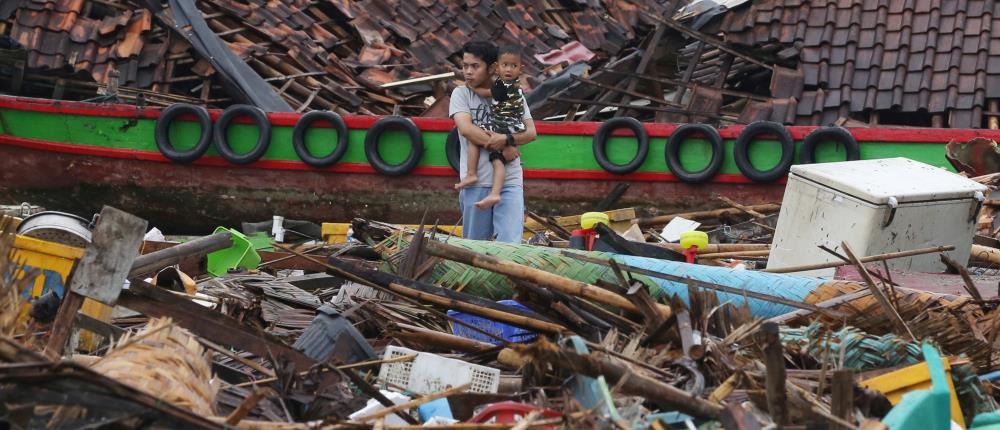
top-left (377, 345), bottom-right (500, 394)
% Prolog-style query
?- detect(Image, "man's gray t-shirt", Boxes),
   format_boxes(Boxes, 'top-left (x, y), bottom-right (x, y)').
top-left (448, 86), bottom-right (532, 188)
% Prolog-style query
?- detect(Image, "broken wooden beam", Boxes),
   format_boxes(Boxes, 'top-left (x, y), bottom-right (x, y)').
top-left (516, 338), bottom-right (724, 419)
top-left (117, 281), bottom-right (322, 373)
top-left (130, 232), bottom-right (232, 279)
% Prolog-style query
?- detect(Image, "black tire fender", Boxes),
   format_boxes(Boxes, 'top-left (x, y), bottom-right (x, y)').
top-left (292, 110), bottom-right (349, 168)
top-left (799, 126), bottom-right (860, 164)
top-left (665, 123), bottom-right (725, 184)
top-left (733, 121), bottom-right (795, 183)
top-left (446, 127), bottom-right (461, 173)
top-left (364, 116), bottom-right (423, 176)
top-left (592, 117), bottom-right (649, 175)
top-left (213, 104), bottom-right (272, 165)
top-left (154, 103), bottom-right (212, 163)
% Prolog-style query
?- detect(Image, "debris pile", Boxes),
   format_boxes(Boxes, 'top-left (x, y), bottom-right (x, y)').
top-left (7, 159), bottom-right (1000, 430)
top-left (0, 0), bottom-right (669, 116)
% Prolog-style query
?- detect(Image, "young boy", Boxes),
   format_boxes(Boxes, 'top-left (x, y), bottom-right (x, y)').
top-left (454, 45), bottom-right (526, 209)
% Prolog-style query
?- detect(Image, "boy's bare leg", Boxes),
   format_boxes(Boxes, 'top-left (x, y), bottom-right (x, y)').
top-left (454, 142), bottom-right (480, 189)
top-left (475, 158), bottom-right (505, 209)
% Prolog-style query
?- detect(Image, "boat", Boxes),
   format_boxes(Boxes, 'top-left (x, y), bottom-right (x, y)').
top-left (0, 94), bottom-right (981, 233)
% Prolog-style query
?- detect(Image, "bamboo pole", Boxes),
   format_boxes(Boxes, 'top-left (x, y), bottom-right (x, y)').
top-left (971, 244), bottom-right (1000, 265)
top-left (390, 323), bottom-right (495, 352)
top-left (636, 204), bottom-right (781, 226)
top-left (656, 243), bottom-right (770, 253)
top-left (385, 282), bottom-right (567, 334)
top-left (762, 245), bottom-right (955, 273)
top-left (422, 240), bottom-right (669, 317)
top-left (697, 249), bottom-right (771, 259)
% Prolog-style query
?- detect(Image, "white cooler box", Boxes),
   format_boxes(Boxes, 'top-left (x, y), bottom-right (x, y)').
top-left (767, 158), bottom-right (987, 277)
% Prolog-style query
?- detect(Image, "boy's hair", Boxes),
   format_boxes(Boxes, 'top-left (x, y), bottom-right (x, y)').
top-left (462, 41), bottom-right (498, 65)
top-left (497, 44), bottom-right (522, 61)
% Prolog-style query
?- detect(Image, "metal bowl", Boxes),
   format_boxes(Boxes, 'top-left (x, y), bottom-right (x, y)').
top-left (16, 211), bottom-right (93, 248)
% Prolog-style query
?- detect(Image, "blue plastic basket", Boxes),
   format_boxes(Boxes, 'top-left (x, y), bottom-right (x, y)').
top-left (448, 300), bottom-right (538, 345)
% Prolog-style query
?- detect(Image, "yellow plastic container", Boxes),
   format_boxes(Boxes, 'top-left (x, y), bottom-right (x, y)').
top-left (12, 234), bottom-right (112, 351)
top-left (679, 231), bottom-right (709, 250)
top-left (861, 357), bottom-right (966, 428)
top-left (322, 223), bottom-right (465, 244)
top-left (580, 212), bottom-right (611, 230)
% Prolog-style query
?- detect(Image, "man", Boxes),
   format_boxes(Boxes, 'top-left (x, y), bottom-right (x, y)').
top-left (449, 41), bottom-right (537, 243)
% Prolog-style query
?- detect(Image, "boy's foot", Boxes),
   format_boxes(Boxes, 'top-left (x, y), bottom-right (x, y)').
top-left (474, 194), bottom-right (501, 209)
top-left (454, 175), bottom-right (478, 190)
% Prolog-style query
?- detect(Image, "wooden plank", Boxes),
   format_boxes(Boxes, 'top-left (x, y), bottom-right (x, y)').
top-left (619, 24), bottom-right (667, 117)
top-left (381, 72), bottom-right (456, 88)
top-left (643, 12), bottom-right (775, 70)
top-left (117, 281), bottom-right (321, 372)
top-left (594, 183), bottom-right (631, 212)
top-left (523, 208), bottom-right (637, 232)
top-left (47, 207), bottom-right (146, 356)
top-left (675, 41), bottom-right (706, 105)
top-left (71, 206), bottom-right (147, 305)
top-left (573, 75), bottom-right (685, 108)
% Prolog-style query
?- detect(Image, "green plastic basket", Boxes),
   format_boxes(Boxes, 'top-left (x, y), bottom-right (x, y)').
top-left (206, 227), bottom-right (261, 276)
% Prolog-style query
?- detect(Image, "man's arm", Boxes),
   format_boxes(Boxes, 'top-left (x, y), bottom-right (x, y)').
top-left (453, 112), bottom-right (504, 148)
top-left (511, 118), bottom-right (536, 146)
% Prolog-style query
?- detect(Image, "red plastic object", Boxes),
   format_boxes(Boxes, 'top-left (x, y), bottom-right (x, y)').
top-left (570, 228), bottom-right (598, 251)
top-left (683, 245), bottom-right (699, 263)
top-left (468, 401), bottom-right (563, 426)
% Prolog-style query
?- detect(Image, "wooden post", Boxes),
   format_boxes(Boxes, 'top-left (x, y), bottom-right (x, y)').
top-left (674, 41), bottom-right (706, 107)
top-left (762, 322), bottom-right (788, 428)
top-left (831, 369), bottom-right (855, 430)
top-left (990, 101), bottom-right (999, 129)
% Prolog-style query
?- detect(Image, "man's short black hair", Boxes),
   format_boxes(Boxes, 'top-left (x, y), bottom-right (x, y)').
top-left (498, 44), bottom-right (522, 60)
top-left (462, 40), bottom-right (497, 65)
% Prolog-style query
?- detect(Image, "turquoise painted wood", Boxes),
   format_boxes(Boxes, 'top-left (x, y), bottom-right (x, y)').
top-left (882, 344), bottom-right (954, 430)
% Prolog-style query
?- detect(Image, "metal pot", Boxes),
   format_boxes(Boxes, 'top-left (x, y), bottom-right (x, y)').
top-left (16, 211), bottom-right (93, 248)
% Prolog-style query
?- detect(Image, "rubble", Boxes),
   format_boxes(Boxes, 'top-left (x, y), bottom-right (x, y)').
top-left (0, 0), bottom-right (670, 116)
top-left (2, 158), bottom-right (1000, 430)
